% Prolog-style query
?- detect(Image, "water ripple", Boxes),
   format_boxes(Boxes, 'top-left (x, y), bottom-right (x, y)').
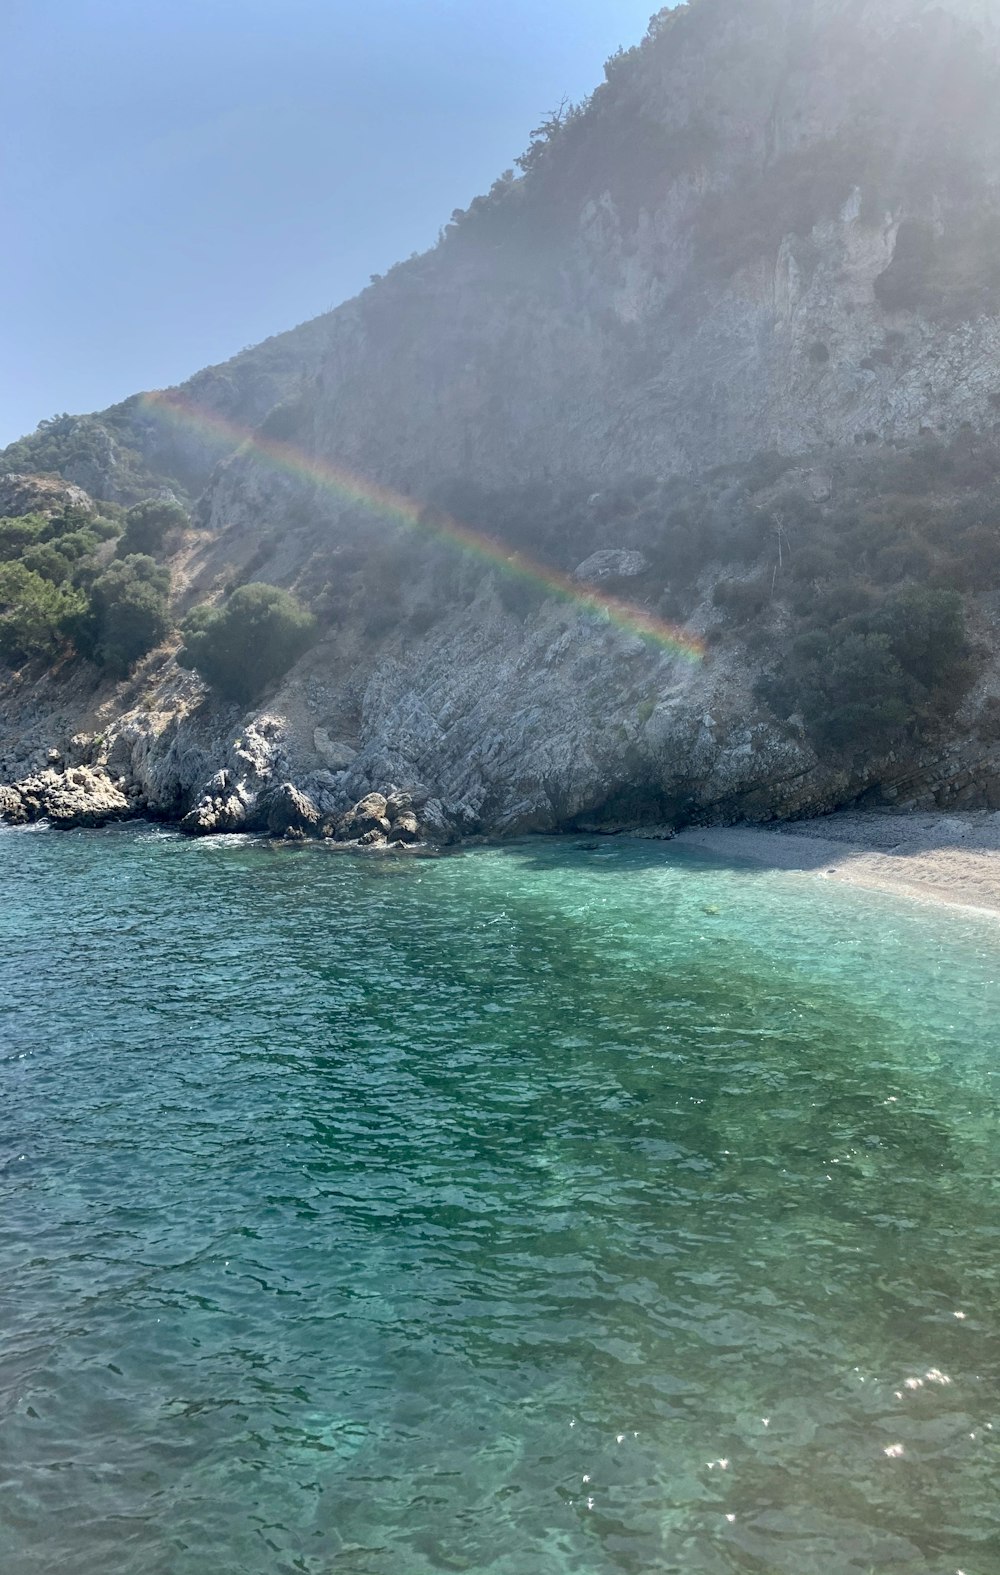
top-left (0, 826), bottom-right (997, 1574)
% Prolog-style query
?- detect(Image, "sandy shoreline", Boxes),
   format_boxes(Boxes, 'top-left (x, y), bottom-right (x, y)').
top-left (675, 811), bottom-right (1000, 918)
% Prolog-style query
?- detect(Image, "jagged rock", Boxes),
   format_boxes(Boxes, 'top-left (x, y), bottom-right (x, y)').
top-left (392, 810), bottom-right (420, 842)
top-left (258, 782), bottom-right (320, 837)
top-left (354, 791), bottom-right (388, 818)
top-left (573, 550), bottom-right (649, 584)
top-left (179, 786), bottom-right (252, 836)
top-left (385, 787), bottom-right (430, 818)
top-left (106, 732), bottom-right (135, 773)
top-left (418, 798), bottom-right (458, 844)
top-left (337, 791), bottom-right (389, 840)
top-left (179, 801), bottom-right (224, 836)
top-left (0, 472), bottom-right (94, 519)
top-left (0, 785), bottom-right (27, 825)
top-left (68, 734), bottom-right (96, 765)
top-left (0, 766), bottom-right (131, 830)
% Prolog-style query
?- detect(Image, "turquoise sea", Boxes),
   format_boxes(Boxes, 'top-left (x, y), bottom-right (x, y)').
top-left (0, 824), bottom-right (997, 1575)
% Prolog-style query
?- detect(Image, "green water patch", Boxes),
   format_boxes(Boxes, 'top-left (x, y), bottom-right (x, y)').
top-left (0, 826), bottom-right (997, 1574)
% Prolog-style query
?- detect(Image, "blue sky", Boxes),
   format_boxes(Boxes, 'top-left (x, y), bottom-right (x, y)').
top-left (2, 1), bottom-right (661, 445)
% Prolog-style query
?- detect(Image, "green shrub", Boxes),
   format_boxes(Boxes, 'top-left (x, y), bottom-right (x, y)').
top-left (118, 497), bottom-right (189, 557)
top-left (763, 629), bottom-right (913, 752)
top-left (72, 555), bottom-right (172, 674)
top-left (20, 542), bottom-right (73, 584)
top-left (712, 577), bottom-right (772, 624)
top-left (178, 582), bottom-right (315, 704)
top-left (761, 586), bottom-right (971, 755)
top-left (0, 563), bottom-right (84, 662)
top-left (788, 543), bottom-right (840, 583)
top-left (0, 513), bottom-right (48, 561)
top-left (872, 586), bottom-right (968, 692)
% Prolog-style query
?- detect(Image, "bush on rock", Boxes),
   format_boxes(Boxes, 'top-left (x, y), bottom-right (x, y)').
top-left (118, 498), bottom-right (189, 557)
top-left (71, 555), bottom-right (172, 674)
top-left (0, 563), bottom-right (84, 661)
top-left (178, 582), bottom-right (316, 705)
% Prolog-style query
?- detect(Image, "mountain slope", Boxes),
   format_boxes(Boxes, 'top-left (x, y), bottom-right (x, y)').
top-left (5, 0), bottom-right (1000, 840)
top-left (9, 0), bottom-right (1000, 501)
top-left (212, 0), bottom-right (1000, 504)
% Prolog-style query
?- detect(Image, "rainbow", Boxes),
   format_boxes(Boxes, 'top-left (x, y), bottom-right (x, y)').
top-left (140, 390), bottom-right (705, 662)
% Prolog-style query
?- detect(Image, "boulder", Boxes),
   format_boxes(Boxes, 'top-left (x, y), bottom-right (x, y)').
top-left (0, 472), bottom-right (94, 519)
top-left (392, 810), bottom-right (420, 843)
top-left (0, 785), bottom-right (28, 825)
top-left (258, 782), bottom-right (321, 837)
top-left (0, 766), bottom-right (132, 829)
top-left (337, 791), bottom-right (389, 840)
top-left (573, 549), bottom-right (649, 584)
top-left (385, 787), bottom-right (429, 818)
top-left (179, 791), bottom-right (249, 836)
top-left (68, 733), bottom-right (97, 765)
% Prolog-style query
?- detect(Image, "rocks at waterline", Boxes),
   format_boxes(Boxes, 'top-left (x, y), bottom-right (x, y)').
top-left (0, 740), bottom-right (439, 846)
top-left (258, 781), bottom-right (322, 838)
top-left (337, 792), bottom-right (391, 840)
top-left (177, 780), bottom-right (432, 845)
top-left (0, 767), bottom-right (434, 845)
top-left (176, 772), bottom-right (253, 835)
top-left (0, 766), bottom-right (134, 829)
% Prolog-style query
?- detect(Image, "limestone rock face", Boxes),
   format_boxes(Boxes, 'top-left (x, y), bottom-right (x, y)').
top-left (9, 0), bottom-right (1000, 505)
top-left (0, 473), bottom-right (95, 519)
top-left (312, 729), bottom-right (357, 771)
top-left (188, 0), bottom-right (1000, 503)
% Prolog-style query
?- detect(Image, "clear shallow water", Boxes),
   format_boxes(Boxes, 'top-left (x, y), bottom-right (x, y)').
top-left (0, 827), bottom-right (997, 1575)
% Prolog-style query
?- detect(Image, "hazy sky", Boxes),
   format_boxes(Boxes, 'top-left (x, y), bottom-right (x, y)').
top-left (2, 1), bottom-right (662, 445)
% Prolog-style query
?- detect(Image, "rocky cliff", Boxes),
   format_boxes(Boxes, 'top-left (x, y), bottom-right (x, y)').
top-left (4, 0), bottom-right (1000, 841)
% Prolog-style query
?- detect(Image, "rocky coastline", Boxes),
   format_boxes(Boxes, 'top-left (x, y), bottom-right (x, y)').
top-left (5, 1), bottom-right (1000, 854)
top-left (0, 767), bottom-right (426, 846)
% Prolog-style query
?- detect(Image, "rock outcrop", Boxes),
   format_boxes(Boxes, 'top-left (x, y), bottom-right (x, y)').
top-left (574, 550), bottom-right (649, 585)
top-left (0, 766), bottom-right (134, 829)
top-left (0, 473), bottom-right (95, 519)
